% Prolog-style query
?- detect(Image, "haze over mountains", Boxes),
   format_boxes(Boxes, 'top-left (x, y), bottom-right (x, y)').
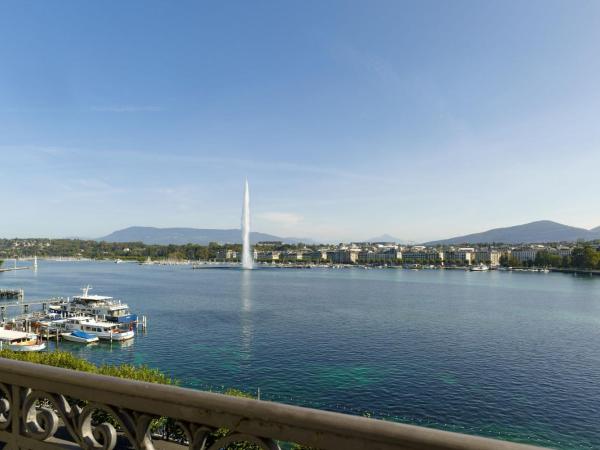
top-left (425, 221), bottom-right (600, 245)
top-left (99, 227), bottom-right (311, 245)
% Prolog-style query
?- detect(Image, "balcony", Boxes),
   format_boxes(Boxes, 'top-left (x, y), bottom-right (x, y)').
top-left (0, 358), bottom-right (544, 450)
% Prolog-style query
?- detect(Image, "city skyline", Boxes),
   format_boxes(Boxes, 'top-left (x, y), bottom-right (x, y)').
top-left (1, 1), bottom-right (600, 242)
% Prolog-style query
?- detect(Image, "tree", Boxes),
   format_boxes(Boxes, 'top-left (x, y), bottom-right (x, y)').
top-left (571, 245), bottom-right (599, 269)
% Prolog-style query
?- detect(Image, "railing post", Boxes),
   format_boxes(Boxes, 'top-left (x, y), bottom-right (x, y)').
top-left (11, 384), bottom-right (21, 449)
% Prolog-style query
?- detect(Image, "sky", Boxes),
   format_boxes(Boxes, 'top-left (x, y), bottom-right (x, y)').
top-left (1, 0), bottom-right (599, 243)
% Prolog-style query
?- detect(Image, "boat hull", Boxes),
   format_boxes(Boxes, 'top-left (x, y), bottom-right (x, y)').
top-left (8, 342), bottom-right (46, 352)
top-left (97, 330), bottom-right (135, 341)
top-left (61, 333), bottom-right (99, 344)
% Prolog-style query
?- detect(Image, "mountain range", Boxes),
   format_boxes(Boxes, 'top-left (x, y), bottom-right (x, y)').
top-left (425, 220), bottom-right (600, 245)
top-left (97, 221), bottom-right (600, 246)
top-left (98, 227), bottom-right (311, 245)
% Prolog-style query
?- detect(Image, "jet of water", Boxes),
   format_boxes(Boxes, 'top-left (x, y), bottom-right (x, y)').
top-left (241, 179), bottom-right (253, 269)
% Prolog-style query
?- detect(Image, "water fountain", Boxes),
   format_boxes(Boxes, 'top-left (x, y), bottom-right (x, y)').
top-left (241, 179), bottom-right (253, 269)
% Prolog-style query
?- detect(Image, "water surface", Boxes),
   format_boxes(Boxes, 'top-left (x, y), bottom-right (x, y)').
top-left (1, 261), bottom-right (599, 449)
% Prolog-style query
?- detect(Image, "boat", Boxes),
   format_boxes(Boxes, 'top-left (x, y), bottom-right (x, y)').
top-left (470, 264), bottom-right (489, 271)
top-left (49, 286), bottom-right (138, 323)
top-left (61, 329), bottom-right (99, 344)
top-left (64, 316), bottom-right (135, 341)
top-left (0, 329), bottom-right (46, 352)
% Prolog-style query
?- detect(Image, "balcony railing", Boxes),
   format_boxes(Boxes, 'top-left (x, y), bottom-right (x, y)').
top-left (0, 358), bottom-right (545, 450)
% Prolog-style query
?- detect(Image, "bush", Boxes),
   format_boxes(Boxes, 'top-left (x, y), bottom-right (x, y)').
top-left (0, 350), bottom-right (319, 449)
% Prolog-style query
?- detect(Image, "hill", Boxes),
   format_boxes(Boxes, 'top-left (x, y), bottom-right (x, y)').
top-left (425, 220), bottom-right (600, 245)
top-left (98, 227), bottom-right (311, 245)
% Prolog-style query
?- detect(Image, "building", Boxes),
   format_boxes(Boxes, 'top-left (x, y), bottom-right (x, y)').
top-left (327, 249), bottom-right (360, 264)
top-left (474, 249), bottom-right (501, 266)
top-left (216, 249), bottom-right (239, 261)
top-left (255, 251), bottom-right (281, 262)
top-left (444, 248), bottom-right (474, 265)
top-left (402, 250), bottom-right (444, 263)
top-left (279, 251), bottom-right (304, 263)
top-left (511, 248), bottom-right (539, 264)
top-left (556, 247), bottom-right (572, 257)
top-left (357, 248), bottom-right (401, 265)
top-left (302, 250), bottom-right (328, 263)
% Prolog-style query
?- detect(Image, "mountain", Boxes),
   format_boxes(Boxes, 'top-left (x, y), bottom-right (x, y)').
top-left (425, 220), bottom-right (600, 245)
top-left (366, 234), bottom-right (406, 243)
top-left (98, 227), bottom-right (312, 245)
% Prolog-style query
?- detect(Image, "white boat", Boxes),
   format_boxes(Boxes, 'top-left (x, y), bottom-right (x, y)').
top-left (0, 329), bottom-right (46, 352)
top-left (64, 317), bottom-right (135, 341)
top-left (61, 329), bottom-right (99, 344)
top-left (470, 264), bottom-right (489, 271)
top-left (49, 286), bottom-right (138, 323)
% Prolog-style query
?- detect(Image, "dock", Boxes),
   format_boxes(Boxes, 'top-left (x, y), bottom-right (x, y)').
top-left (0, 289), bottom-right (24, 300)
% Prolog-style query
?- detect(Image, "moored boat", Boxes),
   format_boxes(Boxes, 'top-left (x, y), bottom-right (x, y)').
top-left (64, 317), bottom-right (135, 341)
top-left (49, 286), bottom-right (138, 324)
top-left (61, 329), bottom-right (99, 344)
top-left (0, 329), bottom-right (46, 352)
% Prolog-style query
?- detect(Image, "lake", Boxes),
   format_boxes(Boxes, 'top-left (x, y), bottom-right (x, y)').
top-left (1, 260), bottom-right (599, 449)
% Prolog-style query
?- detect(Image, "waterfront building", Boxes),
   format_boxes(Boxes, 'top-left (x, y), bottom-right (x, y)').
top-left (279, 251), bottom-right (304, 263)
top-left (474, 249), bottom-right (501, 266)
top-left (402, 250), bottom-right (444, 264)
top-left (302, 250), bottom-right (328, 263)
top-left (327, 249), bottom-right (360, 264)
top-left (255, 251), bottom-right (281, 262)
top-left (444, 248), bottom-right (474, 265)
top-left (357, 248), bottom-right (401, 264)
top-left (216, 249), bottom-right (239, 261)
top-left (511, 248), bottom-right (539, 264)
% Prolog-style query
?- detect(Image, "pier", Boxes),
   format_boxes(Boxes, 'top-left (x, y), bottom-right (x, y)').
top-left (0, 289), bottom-right (24, 300)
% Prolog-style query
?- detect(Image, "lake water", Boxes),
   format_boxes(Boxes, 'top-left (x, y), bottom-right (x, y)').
top-left (1, 260), bottom-right (600, 449)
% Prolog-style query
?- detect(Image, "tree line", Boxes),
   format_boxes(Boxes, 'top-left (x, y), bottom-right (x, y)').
top-left (0, 238), bottom-right (314, 262)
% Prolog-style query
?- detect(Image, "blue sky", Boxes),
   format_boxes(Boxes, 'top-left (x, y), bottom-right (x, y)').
top-left (1, 0), bottom-right (599, 242)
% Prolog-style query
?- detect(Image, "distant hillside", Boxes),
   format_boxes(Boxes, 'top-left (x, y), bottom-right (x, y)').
top-left (425, 220), bottom-right (600, 245)
top-left (98, 227), bottom-right (312, 245)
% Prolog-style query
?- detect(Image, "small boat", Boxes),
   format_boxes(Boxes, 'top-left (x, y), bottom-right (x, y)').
top-left (0, 329), bottom-right (46, 352)
top-left (470, 264), bottom-right (489, 271)
top-left (61, 329), bottom-right (99, 344)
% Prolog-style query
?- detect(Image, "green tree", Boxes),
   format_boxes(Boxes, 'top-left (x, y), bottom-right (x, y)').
top-left (571, 245), bottom-right (599, 269)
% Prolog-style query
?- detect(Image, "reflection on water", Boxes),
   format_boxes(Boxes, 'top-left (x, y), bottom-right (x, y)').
top-left (240, 270), bottom-right (253, 359)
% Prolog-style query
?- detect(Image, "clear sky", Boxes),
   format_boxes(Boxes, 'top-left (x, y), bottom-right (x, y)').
top-left (1, 0), bottom-right (599, 243)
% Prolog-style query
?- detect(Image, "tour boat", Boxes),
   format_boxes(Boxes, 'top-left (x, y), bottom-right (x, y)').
top-left (0, 329), bottom-right (46, 352)
top-left (49, 286), bottom-right (138, 323)
top-left (64, 317), bottom-right (135, 341)
top-left (61, 329), bottom-right (99, 344)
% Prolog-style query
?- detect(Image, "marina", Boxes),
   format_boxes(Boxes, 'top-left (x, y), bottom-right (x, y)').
top-left (0, 283), bottom-right (146, 349)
